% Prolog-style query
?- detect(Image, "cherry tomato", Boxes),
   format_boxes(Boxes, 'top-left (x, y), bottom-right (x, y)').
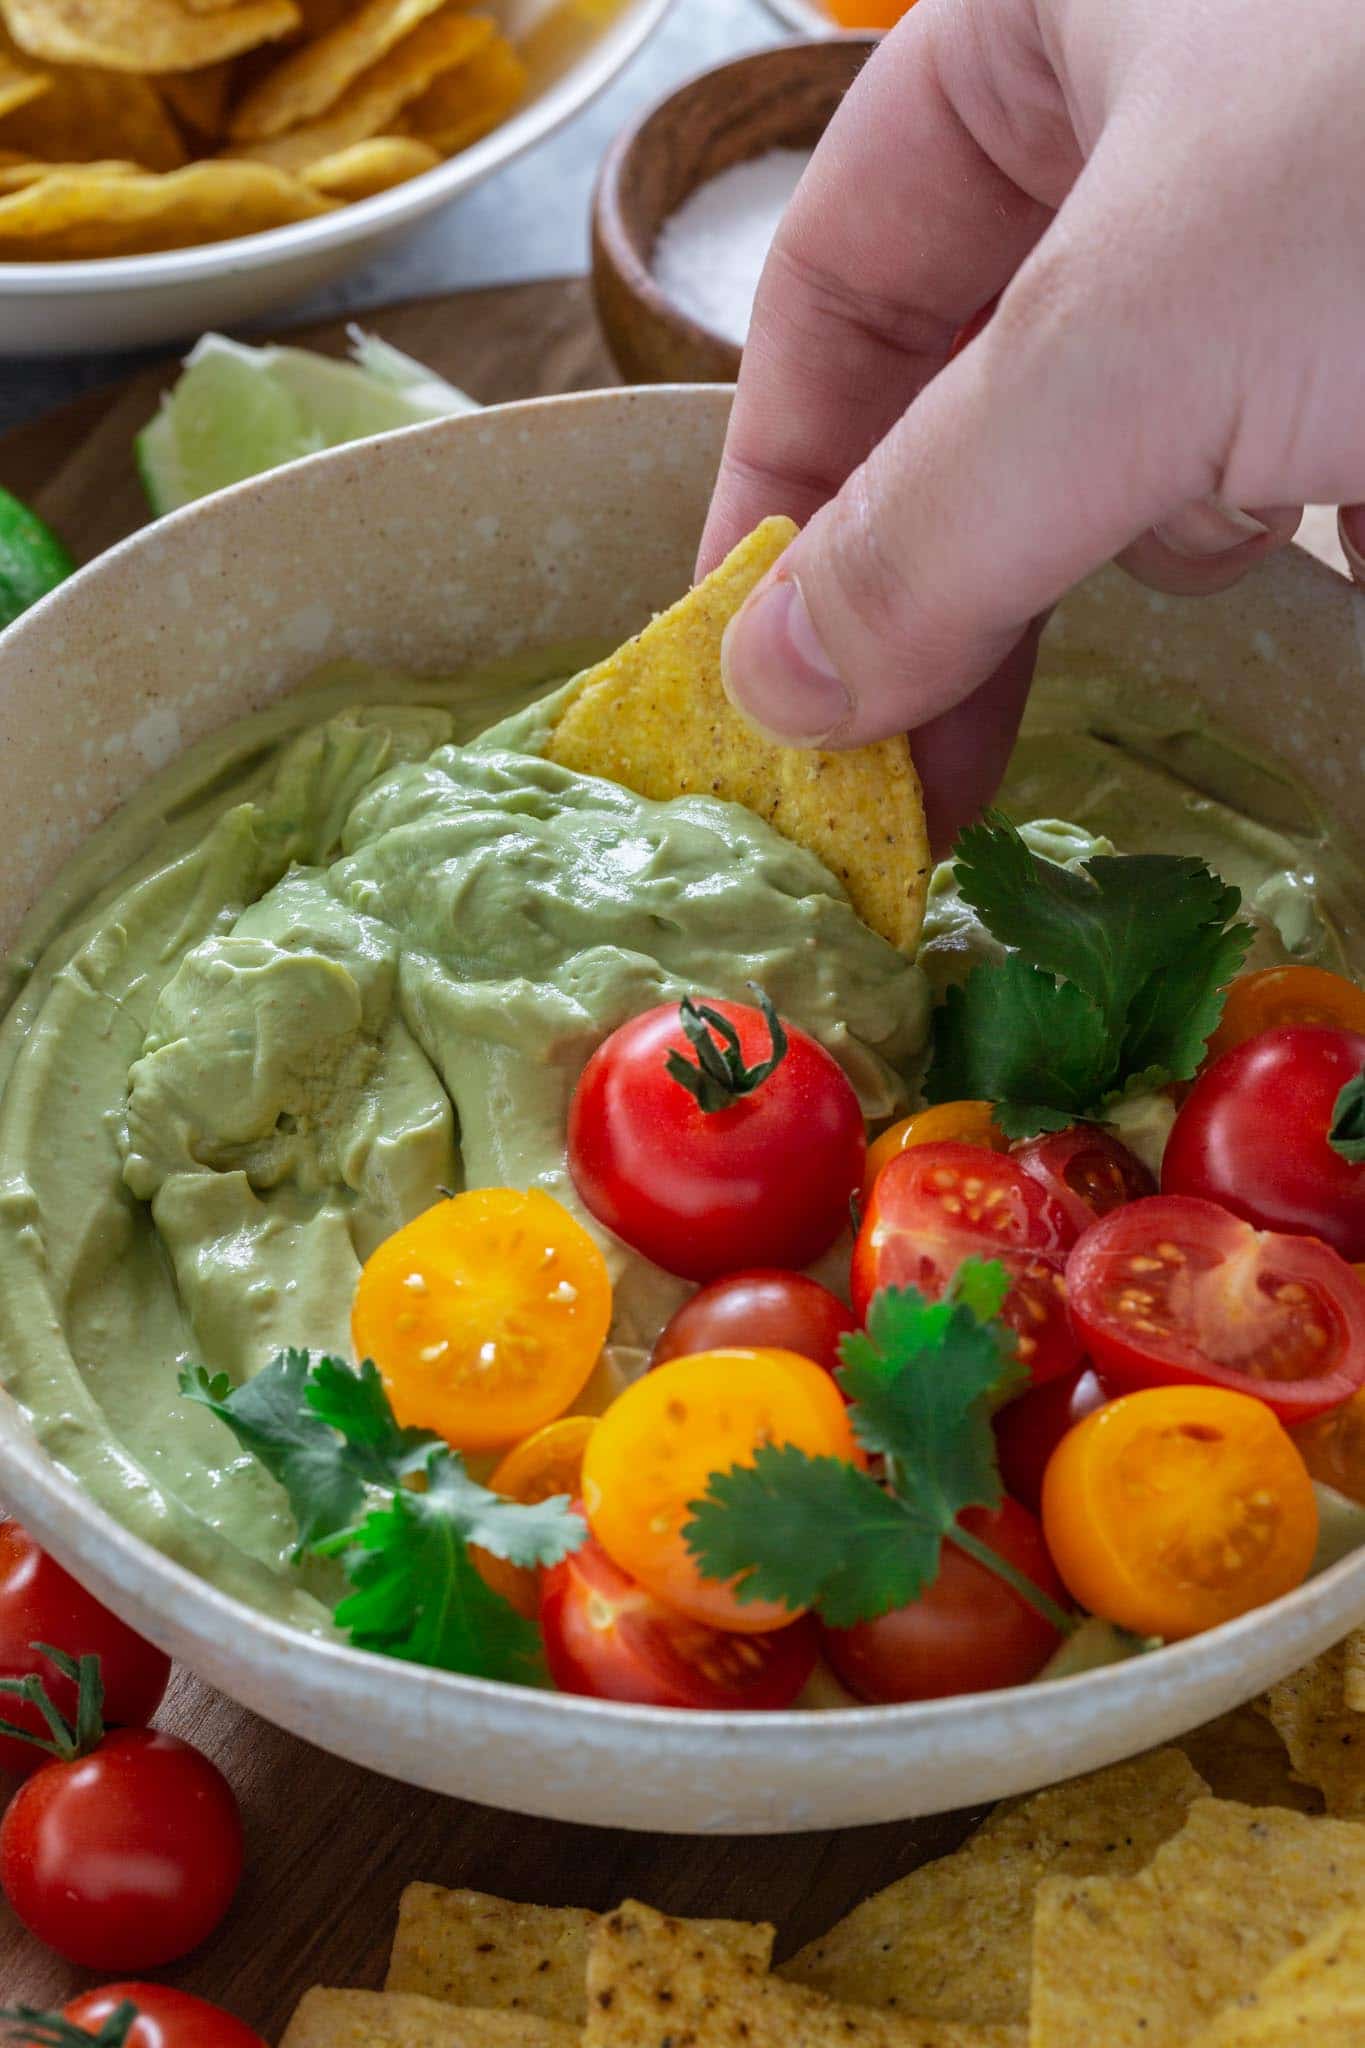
top-left (1164, 1026), bottom-right (1365, 1261)
top-left (825, 0), bottom-right (917, 25)
top-left (993, 1366), bottom-right (1114, 1516)
top-left (0, 1522), bottom-right (170, 1778)
top-left (651, 1270), bottom-right (856, 1379)
top-left (1041, 1385), bottom-right (1318, 1639)
top-left (0, 1727), bottom-right (243, 1970)
top-left (863, 1100), bottom-right (1007, 1199)
top-left (582, 1348), bottom-right (861, 1632)
top-left (474, 1416), bottom-right (597, 1619)
top-left (1291, 1387), bottom-right (1365, 1504)
top-left (1014, 1126), bottom-right (1156, 1237)
top-left (55, 1986), bottom-right (266, 2048)
top-left (821, 1500), bottom-right (1066, 1703)
top-left (540, 1531), bottom-right (818, 1710)
top-left (1205, 965), bottom-right (1365, 1068)
top-left (1068, 1193), bottom-right (1365, 1422)
top-left (352, 1188), bottom-right (612, 1453)
top-left (852, 1143), bottom-right (1082, 1383)
top-left (568, 996), bottom-right (865, 1282)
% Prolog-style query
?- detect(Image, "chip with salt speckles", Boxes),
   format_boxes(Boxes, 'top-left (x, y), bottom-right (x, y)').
top-left (386, 1884), bottom-right (773, 2027)
top-left (1187, 1905), bottom-right (1365, 2045)
top-left (545, 519), bottom-right (930, 956)
top-left (1030, 1798), bottom-right (1365, 2048)
top-left (279, 1988), bottom-right (578, 2047)
top-left (1260, 1634), bottom-right (1365, 1816)
top-left (780, 1747), bottom-right (1206, 2026)
top-left (1174, 1703), bottom-right (1322, 1813)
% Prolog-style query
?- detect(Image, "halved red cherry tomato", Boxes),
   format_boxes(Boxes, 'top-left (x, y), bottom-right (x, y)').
top-left (1067, 1194), bottom-right (1365, 1423)
top-left (863, 1100), bottom-right (1006, 1199)
top-left (993, 1365), bottom-right (1114, 1516)
top-left (1042, 1385), bottom-right (1318, 1638)
top-left (820, 1500), bottom-right (1066, 1703)
top-left (651, 1270), bottom-right (857, 1380)
top-left (1164, 1026), bottom-right (1365, 1261)
top-left (1205, 965), bottom-right (1365, 1067)
top-left (852, 1144), bottom-right (1082, 1383)
top-left (540, 1532), bottom-right (818, 1710)
top-left (568, 995), bottom-right (865, 1282)
top-left (1014, 1126), bottom-right (1156, 1238)
top-left (48, 1986), bottom-right (266, 2048)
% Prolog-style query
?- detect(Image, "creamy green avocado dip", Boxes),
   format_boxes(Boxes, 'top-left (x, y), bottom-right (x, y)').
top-left (1, 656), bottom-right (1362, 1646)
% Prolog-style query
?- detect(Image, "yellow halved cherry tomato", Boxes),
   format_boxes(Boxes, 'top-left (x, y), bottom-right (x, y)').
top-left (863, 1100), bottom-right (1007, 1198)
top-left (1204, 965), bottom-right (1365, 1067)
top-left (1041, 1385), bottom-right (1318, 1641)
top-left (352, 1189), bottom-right (611, 1454)
top-left (475, 1415), bottom-right (598, 1617)
top-left (582, 1348), bottom-right (862, 1634)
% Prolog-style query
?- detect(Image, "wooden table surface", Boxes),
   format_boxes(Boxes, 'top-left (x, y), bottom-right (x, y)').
top-left (0, 278), bottom-right (980, 2033)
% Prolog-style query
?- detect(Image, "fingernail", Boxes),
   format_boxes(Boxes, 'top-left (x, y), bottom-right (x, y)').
top-left (1153, 500), bottom-right (1270, 559)
top-left (1339, 511), bottom-right (1365, 584)
top-left (721, 574), bottom-right (853, 744)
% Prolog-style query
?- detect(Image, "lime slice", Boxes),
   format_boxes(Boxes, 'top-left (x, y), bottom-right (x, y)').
top-left (137, 328), bottom-right (479, 516)
top-left (0, 486), bottom-right (74, 629)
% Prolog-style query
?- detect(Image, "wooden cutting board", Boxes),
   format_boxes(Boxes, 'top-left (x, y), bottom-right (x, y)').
top-left (0, 277), bottom-right (981, 2035)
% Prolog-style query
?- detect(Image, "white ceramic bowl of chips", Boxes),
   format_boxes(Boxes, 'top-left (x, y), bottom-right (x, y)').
top-left (0, 0), bottom-right (673, 357)
top-left (1, 383), bottom-right (1365, 1833)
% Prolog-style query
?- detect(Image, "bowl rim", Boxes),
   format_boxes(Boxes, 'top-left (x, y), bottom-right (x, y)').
top-left (0, 382), bottom-right (1362, 1772)
top-left (0, 0), bottom-right (674, 291)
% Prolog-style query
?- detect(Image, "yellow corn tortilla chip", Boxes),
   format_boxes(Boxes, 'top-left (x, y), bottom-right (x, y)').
top-left (0, 159), bottom-right (330, 259)
top-left (1, 0), bottom-right (300, 73)
top-left (303, 133), bottom-right (437, 196)
top-left (400, 34), bottom-right (526, 153)
top-left (280, 1989), bottom-right (578, 2048)
top-left (1188, 1906), bottom-right (1365, 2045)
top-left (1261, 1638), bottom-right (1365, 1816)
top-left (0, 47), bottom-right (186, 171)
top-left (584, 1901), bottom-right (1025, 2048)
top-left (1030, 1798), bottom-right (1365, 2048)
top-left (160, 63), bottom-right (236, 141)
top-left (0, 156), bottom-right (139, 189)
top-left (546, 520), bottom-right (929, 954)
top-left (1174, 1705), bottom-right (1323, 1813)
top-left (0, 49), bottom-right (45, 121)
top-left (387, 1884), bottom-right (774, 2026)
top-left (781, 1748), bottom-right (1205, 2026)
top-left (224, 11), bottom-right (494, 173)
top-left (231, 0), bottom-right (448, 140)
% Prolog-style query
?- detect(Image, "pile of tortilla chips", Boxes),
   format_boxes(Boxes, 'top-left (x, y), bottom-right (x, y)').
top-left (0, 0), bottom-right (535, 259)
top-left (279, 1629), bottom-right (1365, 2045)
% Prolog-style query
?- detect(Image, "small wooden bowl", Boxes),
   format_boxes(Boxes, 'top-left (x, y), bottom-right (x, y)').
top-left (592, 36), bottom-right (876, 385)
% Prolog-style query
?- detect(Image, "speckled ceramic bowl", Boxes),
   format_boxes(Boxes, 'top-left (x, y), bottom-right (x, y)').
top-left (0, 386), bottom-right (1362, 1833)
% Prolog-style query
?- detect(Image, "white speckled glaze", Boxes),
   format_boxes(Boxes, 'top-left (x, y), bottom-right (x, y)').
top-left (1, 386), bottom-right (1364, 1833)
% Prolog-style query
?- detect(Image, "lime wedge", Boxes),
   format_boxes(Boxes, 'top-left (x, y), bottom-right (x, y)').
top-left (0, 486), bottom-right (74, 629)
top-left (137, 328), bottom-right (479, 516)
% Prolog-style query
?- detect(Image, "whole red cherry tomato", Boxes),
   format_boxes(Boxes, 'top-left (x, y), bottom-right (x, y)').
top-left (0, 1522), bottom-right (170, 1778)
top-left (993, 1365), bottom-right (1114, 1515)
top-left (852, 1143), bottom-right (1082, 1383)
top-left (3, 1985), bottom-right (268, 2048)
top-left (652, 1270), bottom-right (857, 1378)
top-left (1067, 1193), bottom-right (1365, 1423)
top-left (1014, 1126), bottom-right (1156, 1238)
top-left (1163, 1026), bottom-right (1365, 1260)
top-left (820, 1500), bottom-right (1067, 1703)
top-left (540, 1531), bottom-right (818, 1709)
top-left (568, 993), bottom-right (865, 1281)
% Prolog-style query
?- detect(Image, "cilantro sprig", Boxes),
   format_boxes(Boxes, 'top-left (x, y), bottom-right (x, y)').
top-left (1330, 1069), bottom-right (1365, 1163)
top-left (926, 814), bottom-right (1254, 1138)
top-left (684, 1261), bottom-right (1073, 1634)
top-left (182, 1352), bottom-right (586, 1685)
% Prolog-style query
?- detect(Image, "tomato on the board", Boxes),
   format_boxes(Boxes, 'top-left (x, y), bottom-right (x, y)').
top-left (651, 1270), bottom-right (856, 1380)
top-left (582, 1347), bottom-right (861, 1633)
top-left (474, 1416), bottom-right (598, 1620)
top-left (0, 1522), bottom-right (170, 1778)
top-left (852, 1143), bottom-right (1082, 1383)
top-left (820, 1500), bottom-right (1067, 1703)
top-left (993, 1365), bottom-right (1114, 1516)
top-left (1204, 966), bottom-right (1365, 1067)
top-left (540, 1532), bottom-right (818, 1710)
top-left (16, 1986), bottom-right (268, 2048)
top-left (862, 1100), bottom-right (1007, 1199)
top-left (1013, 1126), bottom-right (1156, 1238)
top-left (1042, 1385), bottom-right (1318, 1638)
top-left (1067, 1193), bottom-right (1365, 1422)
top-left (1163, 1026), bottom-right (1365, 1261)
top-left (568, 994), bottom-right (865, 1282)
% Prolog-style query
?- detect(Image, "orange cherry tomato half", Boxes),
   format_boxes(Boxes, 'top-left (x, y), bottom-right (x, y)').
top-left (1041, 1385), bottom-right (1318, 1640)
top-left (582, 1348), bottom-right (862, 1634)
top-left (863, 1100), bottom-right (1007, 1199)
top-left (1204, 965), bottom-right (1365, 1068)
top-left (473, 1416), bottom-right (598, 1619)
top-left (352, 1189), bottom-right (612, 1453)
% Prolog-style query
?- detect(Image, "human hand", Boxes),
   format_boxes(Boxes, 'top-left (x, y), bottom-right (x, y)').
top-left (702, 0), bottom-right (1361, 847)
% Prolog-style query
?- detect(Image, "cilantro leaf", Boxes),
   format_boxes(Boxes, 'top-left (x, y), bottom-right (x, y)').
top-left (927, 953), bottom-right (1112, 1134)
top-left (1331, 1069), bottom-right (1365, 1162)
top-left (1117, 917), bottom-right (1253, 1084)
